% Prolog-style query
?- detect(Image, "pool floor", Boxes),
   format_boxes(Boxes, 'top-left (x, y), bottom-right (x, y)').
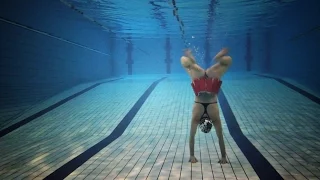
top-left (0, 73), bottom-right (319, 180)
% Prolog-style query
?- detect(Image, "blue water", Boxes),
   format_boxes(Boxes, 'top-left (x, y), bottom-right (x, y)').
top-left (0, 0), bottom-right (320, 179)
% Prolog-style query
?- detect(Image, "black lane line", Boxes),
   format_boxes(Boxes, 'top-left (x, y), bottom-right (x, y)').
top-left (0, 78), bottom-right (123, 138)
top-left (218, 90), bottom-right (283, 180)
top-left (44, 77), bottom-right (167, 180)
top-left (255, 74), bottom-right (320, 105)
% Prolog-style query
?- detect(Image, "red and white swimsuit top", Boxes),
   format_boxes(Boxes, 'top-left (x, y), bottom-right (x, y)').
top-left (191, 73), bottom-right (222, 96)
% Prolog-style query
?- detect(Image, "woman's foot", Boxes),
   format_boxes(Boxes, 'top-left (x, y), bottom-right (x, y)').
top-left (214, 48), bottom-right (229, 60)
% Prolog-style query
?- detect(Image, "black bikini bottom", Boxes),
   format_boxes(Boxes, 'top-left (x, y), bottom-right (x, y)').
top-left (194, 101), bottom-right (217, 117)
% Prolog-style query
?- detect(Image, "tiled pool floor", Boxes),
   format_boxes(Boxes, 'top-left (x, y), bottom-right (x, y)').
top-left (0, 73), bottom-right (319, 180)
